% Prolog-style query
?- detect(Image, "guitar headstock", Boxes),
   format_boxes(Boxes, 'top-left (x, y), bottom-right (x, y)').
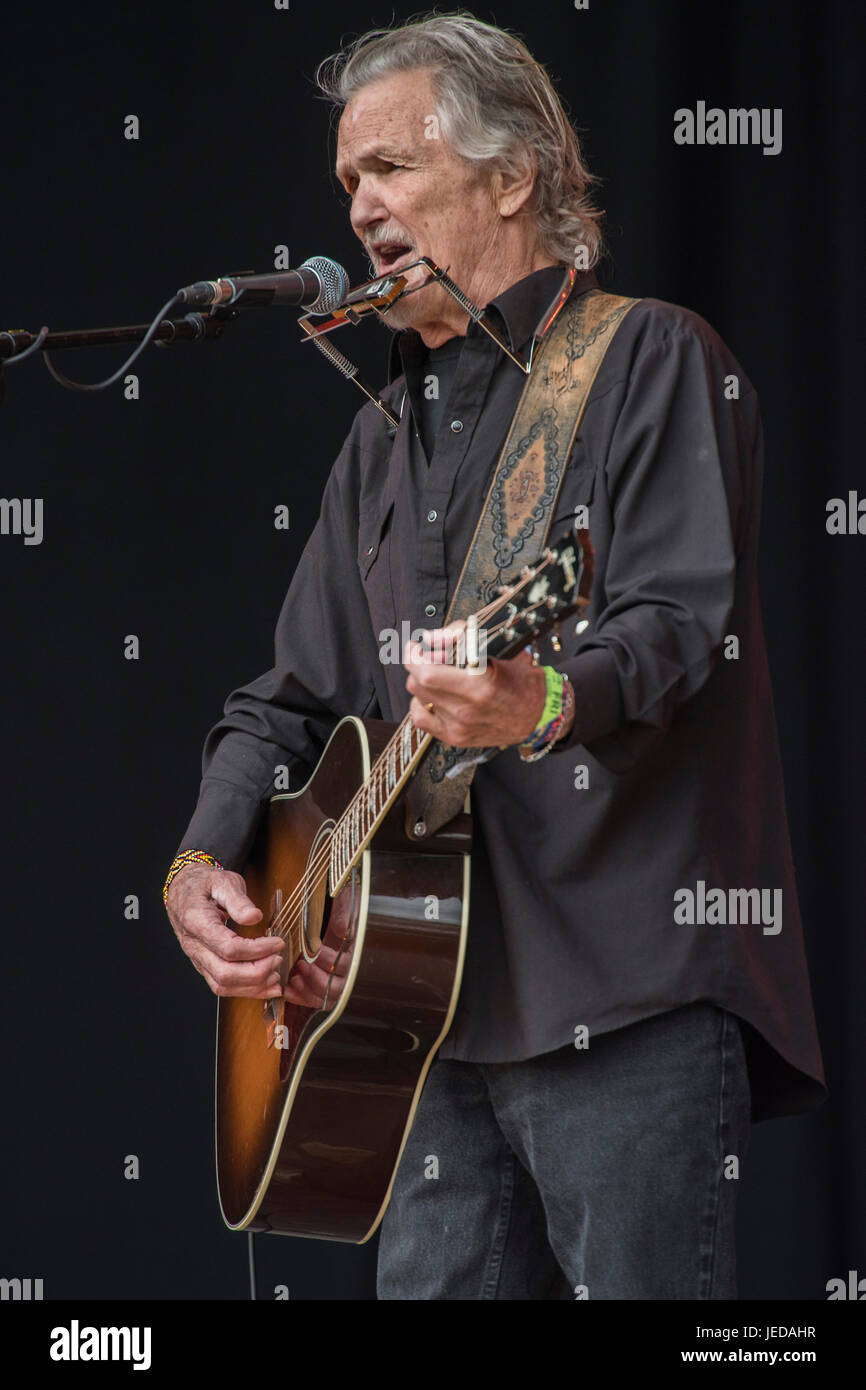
top-left (476, 525), bottom-right (595, 663)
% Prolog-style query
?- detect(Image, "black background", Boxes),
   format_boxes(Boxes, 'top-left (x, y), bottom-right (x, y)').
top-left (0, 0), bottom-right (862, 1302)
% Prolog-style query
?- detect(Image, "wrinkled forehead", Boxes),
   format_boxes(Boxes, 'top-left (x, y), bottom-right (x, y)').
top-left (336, 69), bottom-right (438, 163)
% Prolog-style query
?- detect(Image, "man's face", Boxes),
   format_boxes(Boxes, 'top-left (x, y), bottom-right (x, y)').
top-left (335, 68), bottom-right (501, 338)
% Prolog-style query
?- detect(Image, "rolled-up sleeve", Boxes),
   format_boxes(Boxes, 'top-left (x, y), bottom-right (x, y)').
top-left (552, 317), bottom-right (755, 770)
top-left (175, 429), bottom-right (380, 870)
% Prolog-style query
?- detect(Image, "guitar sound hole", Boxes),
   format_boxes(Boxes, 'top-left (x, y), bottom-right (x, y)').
top-left (302, 821), bottom-right (336, 962)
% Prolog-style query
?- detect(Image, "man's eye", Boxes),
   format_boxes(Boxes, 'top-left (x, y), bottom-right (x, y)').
top-left (339, 163), bottom-right (405, 195)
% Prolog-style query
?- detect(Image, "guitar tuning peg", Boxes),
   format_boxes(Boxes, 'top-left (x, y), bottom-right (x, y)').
top-left (528, 641), bottom-right (541, 666)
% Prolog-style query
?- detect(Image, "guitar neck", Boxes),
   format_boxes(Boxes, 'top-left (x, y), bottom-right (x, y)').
top-left (329, 715), bottom-right (432, 894)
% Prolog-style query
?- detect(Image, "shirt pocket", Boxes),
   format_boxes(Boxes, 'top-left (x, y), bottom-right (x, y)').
top-left (550, 438), bottom-right (598, 542)
top-left (357, 499), bottom-right (397, 634)
top-left (545, 459), bottom-right (599, 659)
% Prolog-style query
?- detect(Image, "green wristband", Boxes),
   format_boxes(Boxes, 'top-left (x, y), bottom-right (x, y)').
top-left (537, 665), bottom-right (564, 729)
top-left (520, 665), bottom-right (564, 750)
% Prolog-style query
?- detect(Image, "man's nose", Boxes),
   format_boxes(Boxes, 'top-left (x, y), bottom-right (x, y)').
top-left (349, 177), bottom-right (390, 238)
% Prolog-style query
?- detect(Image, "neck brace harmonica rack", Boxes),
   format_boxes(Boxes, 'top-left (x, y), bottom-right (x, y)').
top-left (297, 257), bottom-right (576, 428)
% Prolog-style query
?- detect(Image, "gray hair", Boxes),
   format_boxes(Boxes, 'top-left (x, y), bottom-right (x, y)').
top-left (316, 11), bottom-right (605, 268)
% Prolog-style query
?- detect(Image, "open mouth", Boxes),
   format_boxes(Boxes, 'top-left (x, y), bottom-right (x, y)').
top-left (372, 242), bottom-right (415, 274)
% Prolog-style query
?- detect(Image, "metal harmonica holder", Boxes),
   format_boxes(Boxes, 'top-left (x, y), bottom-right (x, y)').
top-left (297, 257), bottom-right (534, 428)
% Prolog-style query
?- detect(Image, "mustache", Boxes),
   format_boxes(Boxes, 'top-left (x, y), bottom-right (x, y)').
top-left (366, 226), bottom-right (413, 246)
top-left (365, 228), bottom-right (415, 256)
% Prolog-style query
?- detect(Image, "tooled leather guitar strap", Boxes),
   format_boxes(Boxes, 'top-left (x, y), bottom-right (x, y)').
top-left (404, 279), bottom-right (639, 840)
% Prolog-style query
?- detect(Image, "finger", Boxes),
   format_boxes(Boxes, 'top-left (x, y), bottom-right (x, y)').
top-left (184, 905), bottom-right (286, 963)
top-left (424, 620), bottom-right (466, 661)
top-left (409, 694), bottom-right (439, 733)
top-left (298, 945), bottom-right (351, 981)
top-left (193, 947), bottom-right (286, 999)
top-left (407, 658), bottom-right (496, 700)
top-left (283, 967), bottom-right (328, 1008)
top-left (284, 964), bottom-right (346, 1009)
top-left (404, 626), bottom-right (463, 670)
top-left (286, 950), bottom-right (349, 1003)
top-left (209, 871), bottom-right (264, 925)
top-left (314, 944), bottom-right (352, 977)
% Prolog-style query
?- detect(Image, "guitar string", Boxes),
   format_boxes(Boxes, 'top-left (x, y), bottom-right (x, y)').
top-left (263, 554), bottom-right (566, 949)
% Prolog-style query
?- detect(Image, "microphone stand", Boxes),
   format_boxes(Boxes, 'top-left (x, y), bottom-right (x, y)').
top-left (0, 309), bottom-right (232, 405)
top-left (0, 263), bottom-right (342, 396)
top-left (0, 312), bottom-right (228, 358)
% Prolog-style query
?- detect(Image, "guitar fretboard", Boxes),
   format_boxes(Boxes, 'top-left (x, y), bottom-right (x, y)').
top-left (329, 714), bottom-right (431, 893)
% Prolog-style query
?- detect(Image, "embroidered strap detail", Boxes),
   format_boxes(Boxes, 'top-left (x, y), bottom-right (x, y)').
top-left (404, 286), bottom-right (639, 838)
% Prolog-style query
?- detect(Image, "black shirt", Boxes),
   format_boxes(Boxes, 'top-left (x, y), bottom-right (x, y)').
top-left (176, 265), bottom-right (827, 1123)
top-left (416, 338), bottom-right (464, 463)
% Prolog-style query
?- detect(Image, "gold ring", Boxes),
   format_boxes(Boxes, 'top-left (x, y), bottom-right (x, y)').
top-left (425, 702), bottom-right (436, 714)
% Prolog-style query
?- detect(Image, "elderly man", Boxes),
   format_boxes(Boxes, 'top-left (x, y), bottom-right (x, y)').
top-left (164, 14), bottom-right (825, 1299)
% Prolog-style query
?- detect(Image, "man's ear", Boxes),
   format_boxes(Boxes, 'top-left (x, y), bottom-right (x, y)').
top-left (492, 151), bottom-right (537, 219)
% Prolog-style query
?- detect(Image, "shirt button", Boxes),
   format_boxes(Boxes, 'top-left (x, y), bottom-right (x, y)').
top-left (427, 509), bottom-right (438, 522)
top-left (450, 419), bottom-right (463, 433)
top-left (424, 603), bottom-right (437, 617)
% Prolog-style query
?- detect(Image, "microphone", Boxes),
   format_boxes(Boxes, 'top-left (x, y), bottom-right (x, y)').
top-left (177, 256), bottom-right (349, 315)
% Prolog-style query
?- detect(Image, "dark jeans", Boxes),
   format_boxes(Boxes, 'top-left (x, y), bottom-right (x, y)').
top-left (377, 1003), bottom-right (751, 1299)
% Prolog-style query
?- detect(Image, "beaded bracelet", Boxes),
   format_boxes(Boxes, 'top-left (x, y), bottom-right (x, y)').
top-left (557, 673), bottom-right (575, 744)
top-left (163, 849), bottom-right (224, 904)
top-left (518, 670), bottom-right (574, 763)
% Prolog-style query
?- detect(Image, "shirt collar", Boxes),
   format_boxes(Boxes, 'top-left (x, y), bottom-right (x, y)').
top-left (386, 263), bottom-right (598, 384)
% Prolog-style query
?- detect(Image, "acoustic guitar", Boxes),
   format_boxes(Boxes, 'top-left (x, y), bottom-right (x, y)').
top-left (215, 523), bottom-right (593, 1242)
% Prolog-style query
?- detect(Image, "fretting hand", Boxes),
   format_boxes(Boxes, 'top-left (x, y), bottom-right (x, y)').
top-left (404, 618), bottom-right (571, 747)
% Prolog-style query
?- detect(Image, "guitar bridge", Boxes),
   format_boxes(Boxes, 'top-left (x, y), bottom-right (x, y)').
top-left (264, 1003), bottom-right (283, 1048)
top-left (262, 886), bottom-right (288, 1044)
